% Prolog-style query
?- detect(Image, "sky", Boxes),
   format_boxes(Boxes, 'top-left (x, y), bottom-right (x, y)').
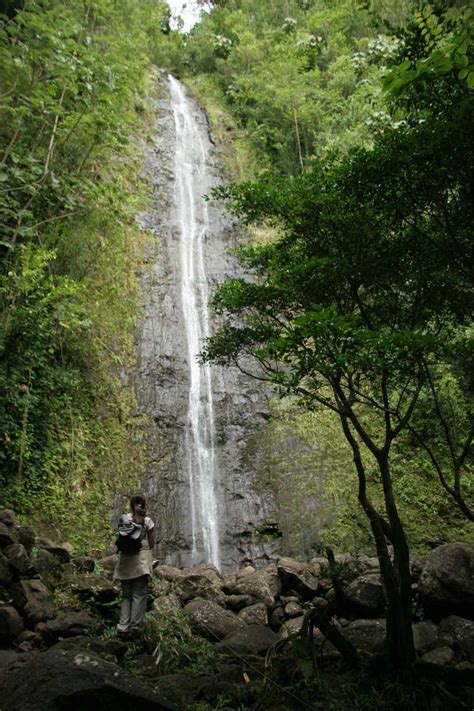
top-left (166, 1), bottom-right (210, 33)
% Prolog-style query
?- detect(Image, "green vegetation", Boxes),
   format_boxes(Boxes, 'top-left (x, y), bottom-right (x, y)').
top-left (200, 1), bottom-right (473, 667)
top-left (0, 0), bottom-right (170, 547)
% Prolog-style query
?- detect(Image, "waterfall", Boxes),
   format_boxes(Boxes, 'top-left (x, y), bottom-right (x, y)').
top-left (169, 74), bottom-right (220, 569)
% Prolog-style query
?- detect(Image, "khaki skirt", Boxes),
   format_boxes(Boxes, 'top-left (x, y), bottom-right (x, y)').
top-left (113, 546), bottom-right (153, 581)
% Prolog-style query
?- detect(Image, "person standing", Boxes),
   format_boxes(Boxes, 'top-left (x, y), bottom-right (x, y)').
top-left (114, 494), bottom-right (155, 639)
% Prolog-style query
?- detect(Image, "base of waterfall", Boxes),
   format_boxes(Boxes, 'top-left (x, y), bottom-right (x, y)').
top-left (1, 509), bottom-right (474, 710)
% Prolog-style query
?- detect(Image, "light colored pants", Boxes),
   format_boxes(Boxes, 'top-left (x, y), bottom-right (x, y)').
top-left (117, 575), bottom-right (148, 633)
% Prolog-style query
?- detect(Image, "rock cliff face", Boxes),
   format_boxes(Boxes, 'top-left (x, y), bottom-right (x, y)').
top-left (133, 73), bottom-right (277, 571)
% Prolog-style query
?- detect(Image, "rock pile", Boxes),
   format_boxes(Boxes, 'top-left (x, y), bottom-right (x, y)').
top-left (0, 506), bottom-right (473, 709)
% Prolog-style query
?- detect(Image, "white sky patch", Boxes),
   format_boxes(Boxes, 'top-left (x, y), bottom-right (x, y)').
top-left (167, 1), bottom-right (211, 33)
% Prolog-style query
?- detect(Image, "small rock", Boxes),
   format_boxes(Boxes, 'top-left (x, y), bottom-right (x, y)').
top-left (238, 603), bottom-right (268, 626)
top-left (269, 606), bottom-right (285, 628)
top-left (0, 606), bottom-right (23, 640)
top-left (421, 646), bottom-right (454, 665)
top-left (4, 543), bottom-right (29, 575)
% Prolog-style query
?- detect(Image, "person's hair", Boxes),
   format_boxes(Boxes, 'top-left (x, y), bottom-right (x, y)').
top-left (130, 494), bottom-right (146, 511)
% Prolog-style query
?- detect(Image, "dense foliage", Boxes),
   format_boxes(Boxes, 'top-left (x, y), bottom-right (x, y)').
top-left (200, 2), bottom-right (473, 666)
top-left (0, 0), bottom-right (169, 544)
top-left (160, 0), bottom-right (416, 175)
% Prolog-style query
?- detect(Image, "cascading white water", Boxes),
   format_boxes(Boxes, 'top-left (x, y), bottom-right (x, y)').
top-left (169, 74), bottom-right (220, 570)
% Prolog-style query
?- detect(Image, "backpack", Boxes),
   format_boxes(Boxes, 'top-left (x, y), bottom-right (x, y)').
top-left (115, 515), bottom-right (146, 555)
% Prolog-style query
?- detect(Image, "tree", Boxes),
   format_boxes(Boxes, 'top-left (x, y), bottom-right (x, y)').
top-left (202, 5), bottom-right (473, 668)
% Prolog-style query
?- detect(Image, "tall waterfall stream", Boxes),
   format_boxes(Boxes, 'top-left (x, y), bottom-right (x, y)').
top-left (169, 75), bottom-right (220, 569)
top-left (134, 74), bottom-right (276, 571)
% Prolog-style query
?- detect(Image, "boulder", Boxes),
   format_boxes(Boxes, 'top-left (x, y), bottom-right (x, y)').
top-left (421, 646), bottom-right (454, 666)
top-left (151, 595), bottom-right (182, 618)
top-left (68, 574), bottom-right (118, 604)
top-left (39, 610), bottom-right (103, 645)
top-left (413, 620), bottom-right (438, 656)
top-left (15, 525), bottom-right (35, 553)
top-left (218, 624), bottom-right (277, 655)
top-left (0, 550), bottom-right (13, 587)
top-left (31, 548), bottom-right (63, 588)
top-left (4, 543), bottom-right (29, 575)
top-left (222, 568), bottom-right (278, 607)
top-left (176, 574), bottom-right (225, 606)
top-left (284, 601), bottom-right (303, 619)
top-left (269, 605), bottom-right (285, 628)
top-left (0, 522), bottom-right (15, 549)
top-left (0, 639), bottom-right (176, 710)
top-left (438, 616), bottom-right (474, 662)
top-left (0, 510), bottom-right (16, 528)
top-left (154, 564), bottom-right (184, 582)
top-left (94, 553), bottom-right (118, 579)
top-left (277, 616), bottom-right (305, 640)
top-left (183, 599), bottom-right (245, 640)
top-left (0, 606), bottom-right (24, 640)
top-left (238, 603), bottom-right (268, 626)
top-left (10, 580), bottom-right (55, 625)
top-left (344, 574), bottom-right (385, 617)
top-left (344, 618), bottom-right (386, 655)
top-left (181, 563), bottom-right (222, 587)
top-left (277, 557), bottom-right (318, 599)
top-left (225, 594), bottom-right (256, 611)
top-left (72, 556), bottom-right (96, 573)
top-left (44, 542), bottom-right (73, 563)
top-left (419, 543), bottom-right (474, 620)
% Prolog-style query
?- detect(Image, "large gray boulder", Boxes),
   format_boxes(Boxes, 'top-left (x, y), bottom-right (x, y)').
top-left (15, 525), bottom-right (35, 553)
top-left (419, 543), bottom-right (474, 620)
top-left (222, 566), bottom-right (280, 607)
top-left (218, 624), bottom-right (277, 655)
top-left (39, 610), bottom-right (104, 645)
top-left (183, 598), bottom-right (245, 640)
top-left (4, 543), bottom-right (29, 575)
top-left (0, 550), bottom-right (13, 587)
top-left (68, 574), bottom-right (118, 605)
top-left (0, 640), bottom-right (176, 710)
top-left (238, 603), bottom-right (268, 626)
top-left (344, 618), bottom-right (387, 655)
top-left (344, 574), bottom-right (385, 617)
top-left (31, 548), bottom-right (63, 588)
top-left (276, 557), bottom-right (319, 600)
top-left (0, 606), bottom-right (24, 640)
top-left (0, 522), bottom-right (15, 549)
top-left (413, 620), bottom-right (438, 656)
top-left (10, 580), bottom-right (55, 624)
top-left (151, 595), bottom-right (182, 618)
top-left (438, 615), bottom-right (474, 662)
top-left (176, 574), bottom-right (225, 606)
